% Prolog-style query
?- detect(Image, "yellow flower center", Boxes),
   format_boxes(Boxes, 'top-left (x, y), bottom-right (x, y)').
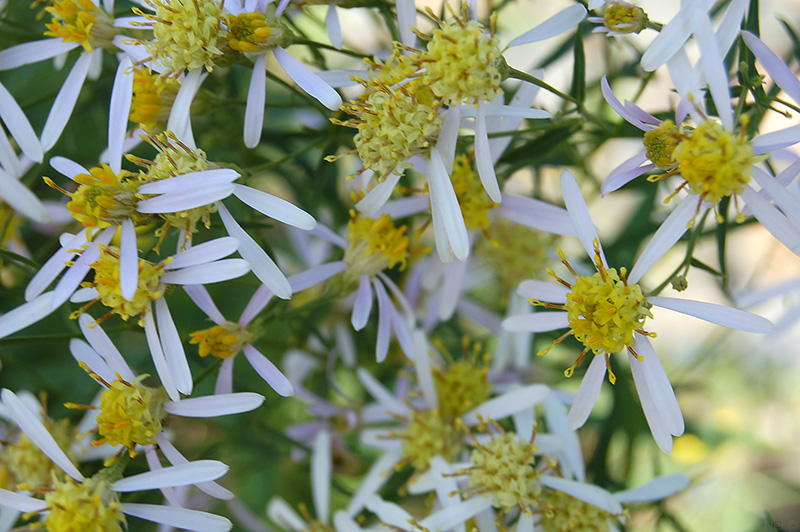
top-left (138, 0), bottom-right (225, 77)
top-left (466, 432), bottom-right (541, 510)
top-left (0, 419), bottom-right (73, 490)
top-left (44, 0), bottom-right (116, 53)
top-left (343, 212), bottom-right (410, 280)
top-left (565, 266), bottom-right (649, 357)
top-left (48, 164), bottom-right (142, 231)
top-left (43, 476), bottom-right (123, 532)
top-left (95, 375), bottom-right (166, 452)
top-left (395, 410), bottom-right (463, 472)
top-left (189, 322), bottom-right (253, 359)
top-left (433, 358), bottom-right (491, 419)
top-left (538, 489), bottom-right (613, 532)
top-left (129, 68), bottom-right (180, 128)
top-left (602, 3), bottom-right (649, 34)
top-left (450, 155), bottom-right (497, 232)
top-left (421, 15), bottom-right (503, 106)
top-left (673, 119), bottom-right (754, 204)
top-left (643, 120), bottom-right (680, 169)
top-left (225, 12), bottom-right (290, 53)
top-left (84, 247), bottom-right (168, 325)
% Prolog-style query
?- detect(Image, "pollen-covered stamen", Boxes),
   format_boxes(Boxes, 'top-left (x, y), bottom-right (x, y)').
top-left (418, 10), bottom-right (503, 106)
top-left (44, 0), bottom-right (116, 53)
top-left (537, 489), bottom-right (618, 532)
top-left (433, 339), bottom-right (491, 419)
top-left (136, 0), bottom-right (225, 77)
top-left (0, 419), bottom-right (74, 490)
top-left (129, 68), bottom-right (180, 128)
top-left (673, 118), bottom-right (754, 205)
top-left (46, 164), bottom-right (143, 231)
top-left (189, 322), bottom-right (253, 359)
top-left (450, 154), bottom-right (497, 232)
top-left (93, 374), bottom-right (166, 453)
top-left (389, 409), bottom-right (463, 473)
top-left (643, 120), bottom-right (681, 170)
top-left (343, 211), bottom-right (410, 280)
top-left (43, 475), bottom-right (123, 532)
top-left (80, 246), bottom-right (168, 326)
top-left (225, 12), bottom-right (291, 53)
top-left (601, 2), bottom-right (649, 34)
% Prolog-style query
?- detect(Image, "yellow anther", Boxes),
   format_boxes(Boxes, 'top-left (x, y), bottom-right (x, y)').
top-left (602, 3), bottom-right (649, 34)
top-left (189, 322), bottom-right (252, 359)
top-left (44, 476), bottom-right (123, 532)
top-left (44, 0), bottom-right (116, 52)
top-left (343, 212), bottom-right (410, 280)
top-left (226, 12), bottom-right (291, 52)
top-left (95, 375), bottom-right (166, 452)
top-left (644, 120), bottom-right (681, 169)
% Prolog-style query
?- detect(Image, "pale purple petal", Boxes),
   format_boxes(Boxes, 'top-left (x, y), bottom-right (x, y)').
top-left (0, 169), bottom-right (48, 222)
top-left (640, 1), bottom-right (706, 71)
top-left (502, 311), bottom-right (569, 332)
top-left (289, 261), bottom-right (346, 293)
top-left (742, 31), bottom-right (800, 106)
top-left (614, 474), bottom-right (690, 503)
top-left (267, 498), bottom-right (305, 531)
top-left (244, 55), bottom-right (266, 148)
top-left (629, 351), bottom-right (673, 453)
top-left (160, 259), bottom-right (250, 285)
top-left (373, 277), bottom-right (391, 362)
top-left (119, 218), bottom-right (139, 302)
top-left (356, 368), bottom-right (409, 415)
top-left (143, 305), bottom-right (181, 402)
top-left (421, 498), bottom-right (494, 531)
top-left (0, 489), bottom-right (47, 513)
top-left (69, 338), bottom-right (116, 384)
top-left (26, 230), bottom-right (88, 300)
top-left (156, 297), bottom-right (192, 395)
top-left (690, 9), bottom-right (733, 131)
top-left (137, 169), bottom-right (239, 195)
top-left (567, 354), bottom-right (606, 429)
top-left (378, 196), bottom-right (429, 219)
top-left (108, 58), bottom-right (134, 173)
top-left (233, 184), bottom-right (316, 230)
top-left (136, 183), bottom-right (235, 213)
top-left (121, 504), bottom-right (232, 532)
top-left (538, 476), bottom-right (622, 514)
top-left (561, 170), bottom-right (607, 267)
top-left (438, 258), bottom-right (467, 320)
top-left (507, 4), bottom-right (587, 47)
top-left (274, 47), bottom-right (342, 111)
top-left (78, 313), bottom-right (135, 381)
top-left (750, 168), bottom-right (800, 228)
top-left (155, 433), bottom-right (234, 500)
top-left (166, 237), bottom-right (240, 270)
top-left (752, 124), bottom-right (800, 154)
top-left (396, 0), bottom-right (417, 48)
top-left (50, 156), bottom-right (88, 179)
top-left (461, 384), bottom-right (550, 425)
top-left (388, 297), bottom-right (415, 359)
top-left (41, 52), bottom-right (92, 151)
top-left (0, 81), bottom-right (43, 162)
top-left (356, 173), bottom-right (401, 216)
top-left (325, 2), bottom-right (342, 49)
top-left (164, 392), bottom-right (264, 417)
top-left (429, 148), bottom-right (469, 261)
top-left (437, 105), bottom-right (460, 173)
top-left (364, 496), bottom-right (413, 529)
top-left (635, 334), bottom-right (684, 436)
top-left (51, 225), bottom-right (115, 307)
top-left (216, 358), bottom-right (235, 395)
top-left (649, 295), bottom-right (774, 333)
top-left (167, 69), bottom-right (207, 144)
top-left (113, 460), bottom-right (228, 492)
top-left (475, 106), bottom-right (501, 202)
top-left (496, 193), bottom-right (576, 235)
top-left (601, 152), bottom-right (654, 195)
top-left (0, 38), bottom-right (78, 70)
top-left (243, 344), bottom-right (294, 396)
top-left (239, 285), bottom-right (274, 327)
top-left (516, 280), bottom-right (568, 303)
top-left (351, 274), bottom-right (373, 330)
top-left (600, 77), bottom-right (648, 131)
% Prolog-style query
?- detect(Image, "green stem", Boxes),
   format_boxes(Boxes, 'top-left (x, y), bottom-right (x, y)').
top-left (506, 67), bottom-right (578, 104)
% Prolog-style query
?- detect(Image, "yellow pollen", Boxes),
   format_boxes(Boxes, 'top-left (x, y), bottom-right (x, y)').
top-left (44, 0), bottom-right (115, 53)
top-left (673, 119), bottom-right (754, 204)
top-left (43, 476), bottom-right (123, 532)
top-left (395, 410), bottom-right (463, 472)
top-left (189, 322), bottom-right (253, 359)
top-left (129, 68), bottom-right (180, 128)
top-left (84, 247), bottom-right (167, 325)
top-left (538, 489), bottom-right (614, 532)
top-left (95, 375), bottom-right (166, 452)
top-left (343, 212), bottom-right (410, 280)
top-left (225, 12), bottom-right (290, 53)
top-left (1, 419), bottom-right (73, 490)
top-left (450, 155), bottom-right (497, 231)
top-left (421, 14), bottom-right (502, 106)
top-left (433, 358), bottom-right (491, 419)
top-left (643, 120), bottom-right (681, 169)
top-left (139, 0), bottom-right (225, 77)
top-left (602, 3), bottom-right (649, 34)
top-left (53, 164), bottom-right (143, 231)
top-left (466, 432), bottom-right (541, 511)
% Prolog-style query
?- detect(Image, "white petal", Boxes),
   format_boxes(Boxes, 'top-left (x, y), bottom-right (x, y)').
top-left (502, 311), bottom-right (569, 332)
top-left (438, 258), bottom-right (467, 320)
top-left (184, 285), bottom-right (226, 325)
top-left (388, 297), bottom-right (415, 359)
top-left (243, 344), bottom-right (294, 396)
top-left (648, 296), bottom-right (774, 333)
top-left (690, 9), bottom-right (733, 131)
top-left (50, 156), bottom-right (89, 179)
top-left (51, 225), bottom-right (115, 307)
top-left (742, 31), bottom-right (800, 105)
top-left (244, 55), bottom-right (266, 148)
top-left (218, 203), bottom-right (292, 299)
top-left (351, 274), bottom-right (373, 330)
top-left (136, 183), bottom-right (235, 213)
top-left (1, 388), bottom-right (83, 480)
top-left (629, 351), bottom-right (673, 453)
top-left (154, 433), bottom-right (234, 500)
top-left (538, 476), bottom-right (622, 515)
top-left (428, 149), bottom-right (469, 261)
top-left (635, 334), bottom-right (684, 436)
top-left (494, 193), bottom-right (575, 235)
top-left (614, 474), bottom-right (690, 503)
top-left (289, 261), bottom-right (346, 292)
top-left (166, 237), bottom-right (240, 270)
top-left (373, 277), bottom-right (391, 362)
top-left (78, 313), bottom-right (135, 381)
top-left (567, 354), bottom-right (606, 430)
top-left (507, 5), bottom-right (586, 47)
top-left (233, 184), bottom-right (316, 230)
top-left (364, 496), bottom-right (413, 529)
top-left (122, 504), bottom-right (232, 532)
top-left (751, 168), bottom-right (800, 227)
top-left (274, 47), bottom-right (342, 111)
top-left (167, 70), bottom-right (207, 144)
top-left (0, 169), bottom-right (48, 222)
top-left (41, 52), bottom-right (92, 151)
top-left (108, 58), bottom-right (134, 173)
top-left (600, 77), bottom-right (648, 131)
top-left (333, 511), bottom-right (361, 532)
top-left (356, 368), bottom-right (409, 415)
top-left (437, 105), bottom-right (460, 173)
top-left (474, 106), bottom-right (501, 202)
top-left (0, 489), bottom-right (47, 513)
top-left (325, 2), bottom-right (343, 49)
top-left (160, 259), bottom-right (250, 285)
top-left (628, 195), bottom-right (695, 284)
top-left (0, 81), bottom-right (43, 162)
top-left (742, 185), bottom-right (800, 255)
top-left (156, 297), bottom-right (193, 395)
top-left (601, 152), bottom-right (653, 195)
top-left (561, 170), bottom-right (607, 267)
top-left (544, 393), bottom-right (584, 481)
top-left (314, 69), bottom-right (369, 88)
top-left (312, 430), bottom-right (331, 523)
top-left (461, 384), bottom-right (550, 425)
top-left (356, 173), bottom-right (401, 216)
top-left (113, 460), bottom-right (228, 492)
top-left (239, 285), bottom-right (274, 327)
top-left (640, 1), bottom-right (702, 71)
top-left (752, 124), bottom-right (800, 154)
top-left (268, 498), bottom-right (305, 531)
top-left (137, 169), bottom-right (239, 194)
top-left (395, 0), bottom-right (417, 48)
top-left (516, 280), bottom-right (568, 303)
top-left (0, 38), bottom-right (78, 70)
top-left (69, 338), bottom-right (116, 384)
top-left (143, 305), bottom-right (180, 402)
top-left (421, 498), bottom-right (494, 531)
top-left (215, 358), bottom-right (235, 395)
top-left (119, 218), bottom-right (139, 301)
top-left (164, 392), bottom-right (264, 417)
top-left (25, 230), bottom-right (88, 300)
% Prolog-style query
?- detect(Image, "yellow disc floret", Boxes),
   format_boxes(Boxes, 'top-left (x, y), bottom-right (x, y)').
top-left (225, 12), bottom-right (291, 53)
top-left (44, 0), bottom-right (116, 53)
top-left (86, 247), bottom-right (168, 325)
top-left (190, 322), bottom-right (253, 359)
top-left (1, 419), bottom-right (73, 490)
top-left (433, 359), bottom-right (491, 419)
top-left (538, 489), bottom-right (614, 532)
top-left (95, 375), bottom-right (166, 452)
top-left (673, 119), bottom-right (754, 204)
top-left (129, 68), bottom-right (180, 128)
top-left (566, 265), bottom-right (650, 356)
top-left (643, 120), bottom-right (680, 169)
top-left (450, 155), bottom-right (497, 232)
top-left (466, 432), bottom-right (541, 510)
top-left (421, 15), bottom-right (503, 106)
top-left (396, 410), bottom-right (463, 472)
top-left (43, 476), bottom-right (123, 532)
top-left (343, 212), bottom-right (410, 280)
top-left (139, 0), bottom-right (225, 77)
top-left (602, 2), bottom-right (649, 34)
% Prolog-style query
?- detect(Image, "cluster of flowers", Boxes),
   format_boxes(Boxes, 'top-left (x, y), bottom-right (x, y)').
top-left (0, 0), bottom-right (798, 530)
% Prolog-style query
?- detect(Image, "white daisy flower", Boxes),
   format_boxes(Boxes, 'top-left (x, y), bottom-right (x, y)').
top-left (0, 388), bottom-right (233, 532)
top-left (0, 0), bottom-right (121, 153)
top-left (587, 0), bottom-right (650, 36)
top-left (503, 170), bottom-right (773, 453)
